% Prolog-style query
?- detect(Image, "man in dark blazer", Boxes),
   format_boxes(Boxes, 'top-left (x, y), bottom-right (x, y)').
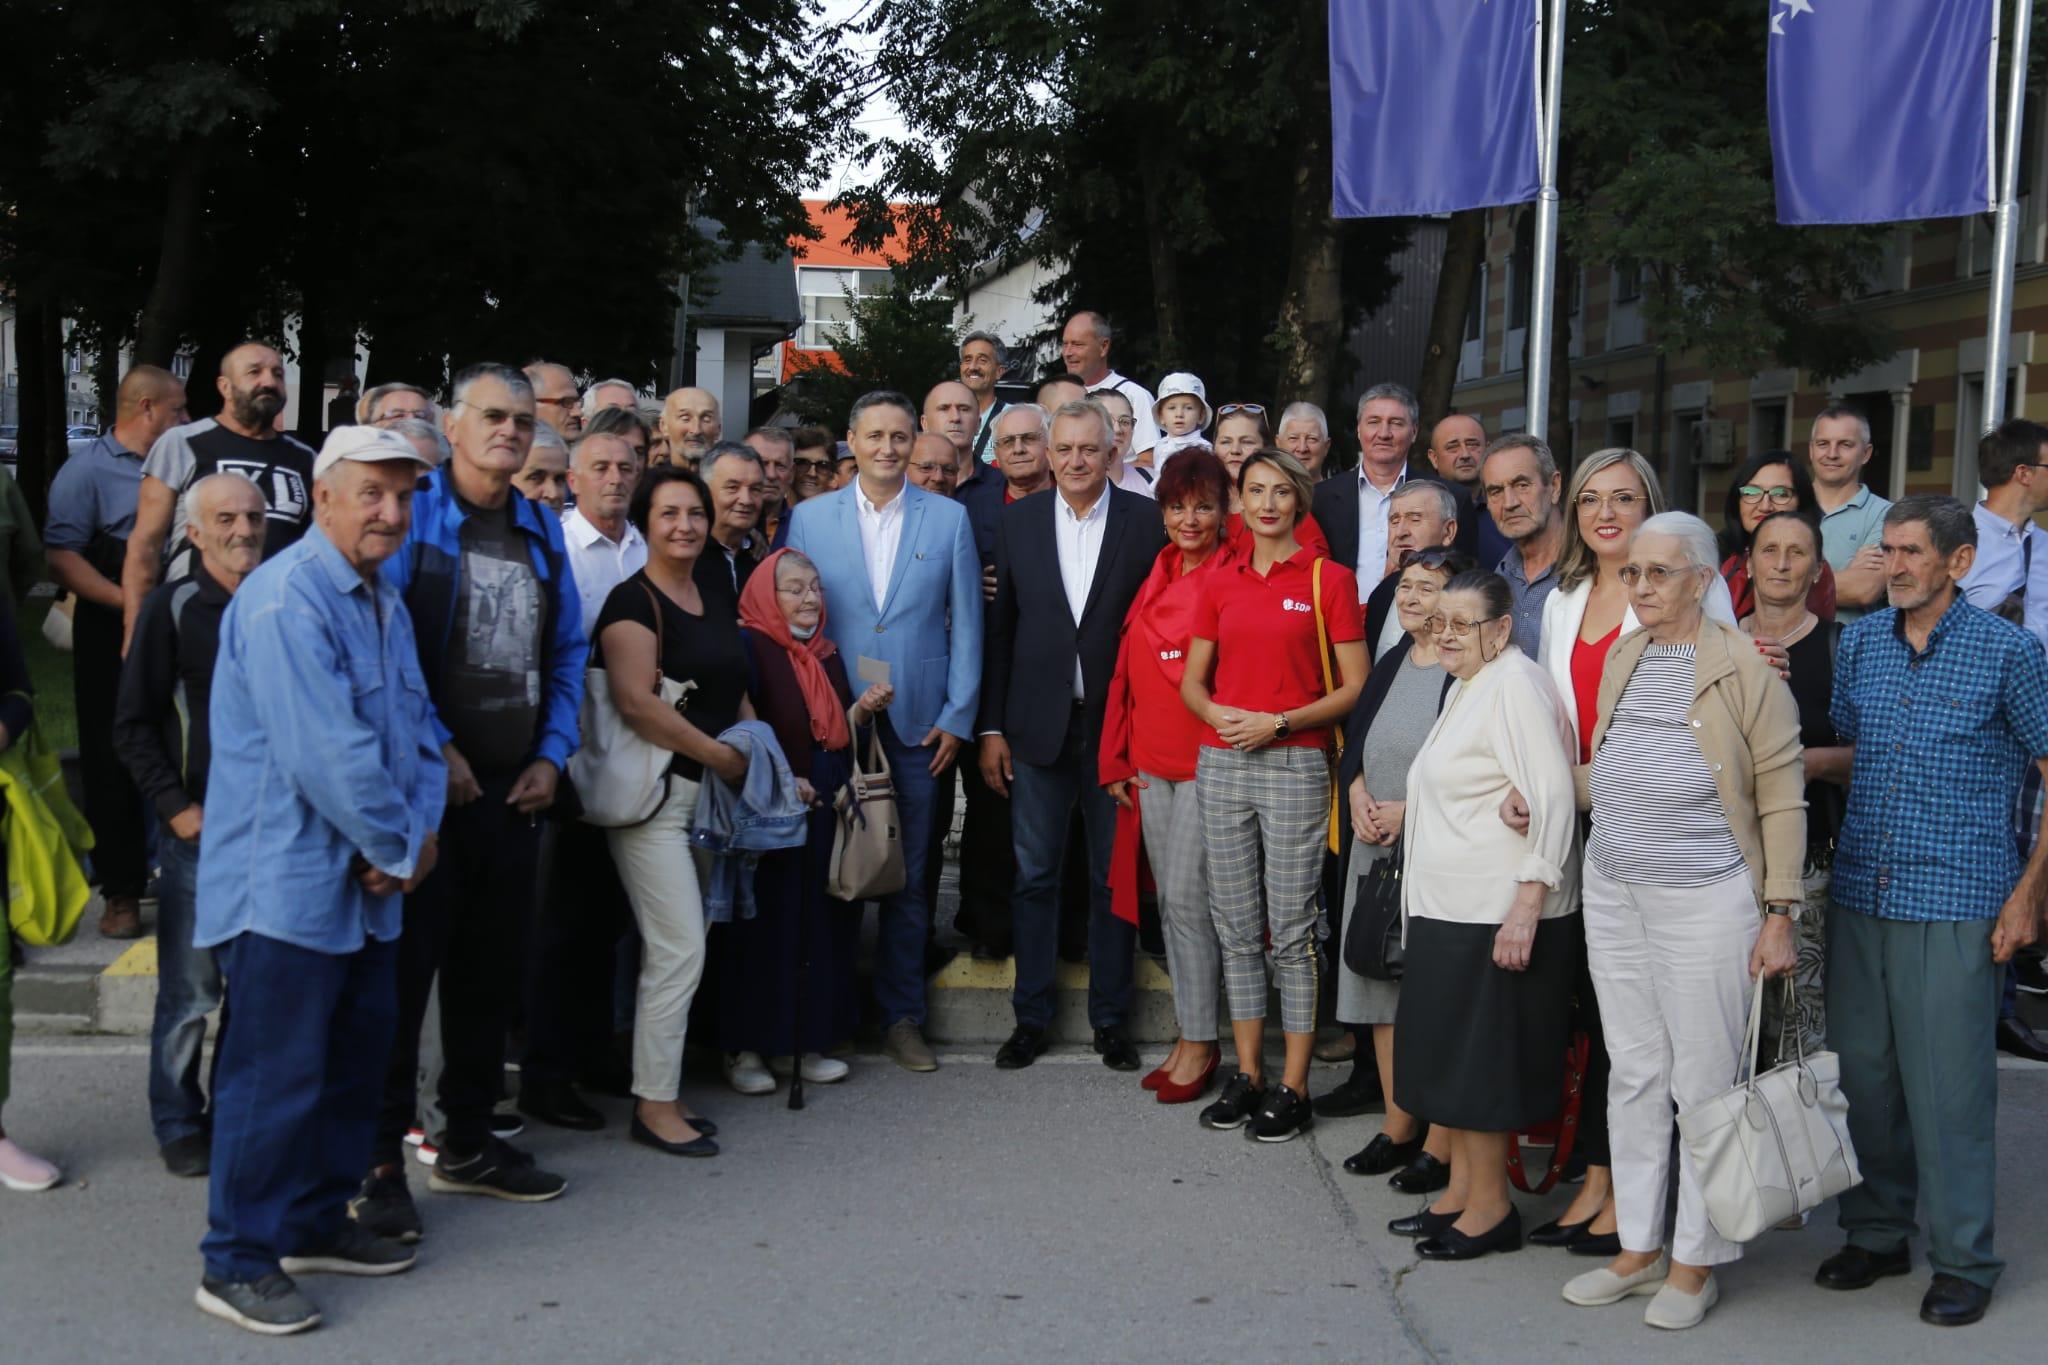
top-left (979, 400), bottom-right (1166, 1072)
top-left (1310, 383), bottom-right (1421, 604)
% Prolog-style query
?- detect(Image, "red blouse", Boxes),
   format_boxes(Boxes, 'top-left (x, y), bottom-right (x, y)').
top-left (1570, 623), bottom-right (1622, 764)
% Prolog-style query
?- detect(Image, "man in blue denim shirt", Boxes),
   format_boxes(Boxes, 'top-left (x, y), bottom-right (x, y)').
top-left (1818, 496), bottom-right (2048, 1330)
top-left (192, 426), bottom-right (445, 1336)
top-left (355, 363), bottom-right (587, 1241)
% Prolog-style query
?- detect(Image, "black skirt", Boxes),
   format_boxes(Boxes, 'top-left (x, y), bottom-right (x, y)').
top-left (1392, 913), bottom-right (1580, 1133)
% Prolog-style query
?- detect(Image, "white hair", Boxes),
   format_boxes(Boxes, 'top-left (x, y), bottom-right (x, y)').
top-left (386, 416), bottom-right (449, 464)
top-left (581, 378), bottom-right (640, 419)
top-left (187, 471), bottom-right (267, 519)
top-left (994, 402), bottom-right (1050, 437)
top-left (1634, 511), bottom-right (1721, 574)
top-left (1277, 401), bottom-right (1329, 441)
top-left (531, 422), bottom-right (569, 455)
top-left (1392, 479), bottom-right (1457, 524)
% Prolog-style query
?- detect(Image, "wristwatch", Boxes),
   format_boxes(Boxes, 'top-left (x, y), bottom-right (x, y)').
top-left (1273, 711), bottom-right (1292, 740)
top-left (1765, 902), bottom-right (1802, 922)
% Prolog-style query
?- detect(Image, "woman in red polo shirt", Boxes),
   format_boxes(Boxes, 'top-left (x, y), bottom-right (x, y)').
top-left (1101, 449), bottom-right (1237, 1104)
top-left (1182, 447), bottom-right (1369, 1143)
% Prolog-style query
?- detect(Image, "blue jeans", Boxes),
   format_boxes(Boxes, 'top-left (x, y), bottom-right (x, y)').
top-left (1008, 709), bottom-right (1132, 1032)
top-left (873, 717), bottom-right (940, 1029)
top-left (148, 834), bottom-right (222, 1146)
top-left (203, 931), bottom-right (398, 1281)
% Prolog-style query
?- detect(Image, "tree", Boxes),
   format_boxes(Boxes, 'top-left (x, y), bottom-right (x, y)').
top-left (841, 0), bottom-right (1408, 416)
top-left (782, 277), bottom-right (961, 430)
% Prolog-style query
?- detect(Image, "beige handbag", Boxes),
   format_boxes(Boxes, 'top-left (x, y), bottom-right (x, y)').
top-left (827, 713), bottom-right (905, 900)
top-left (568, 582), bottom-right (687, 828)
top-left (1677, 973), bottom-right (1861, 1243)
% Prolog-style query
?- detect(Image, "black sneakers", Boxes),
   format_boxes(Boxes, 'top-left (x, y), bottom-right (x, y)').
top-left (348, 1171), bottom-right (423, 1243)
top-left (280, 1222), bottom-right (418, 1277)
top-left (1244, 1084), bottom-right (1314, 1143)
top-left (429, 1138), bottom-right (567, 1202)
top-left (195, 1271), bottom-right (321, 1336)
top-left (1199, 1072), bottom-right (1268, 1130)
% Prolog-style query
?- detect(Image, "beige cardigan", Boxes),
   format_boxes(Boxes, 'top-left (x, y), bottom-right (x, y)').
top-left (1404, 647), bottom-right (1581, 925)
top-left (1576, 617), bottom-right (1807, 907)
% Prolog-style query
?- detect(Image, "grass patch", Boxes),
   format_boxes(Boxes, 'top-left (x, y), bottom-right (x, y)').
top-left (21, 596), bottom-right (78, 752)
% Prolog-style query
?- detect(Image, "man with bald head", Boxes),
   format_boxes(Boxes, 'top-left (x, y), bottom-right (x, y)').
top-left (115, 472), bottom-right (268, 1175)
top-left (1424, 411), bottom-right (1504, 564)
top-left (122, 342), bottom-right (317, 644)
top-left (909, 431), bottom-right (963, 497)
top-left (1061, 311), bottom-right (1158, 461)
top-left (658, 386), bottom-right (721, 470)
top-left (523, 361), bottom-right (582, 438)
top-left (47, 362), bottom-right (191, 938)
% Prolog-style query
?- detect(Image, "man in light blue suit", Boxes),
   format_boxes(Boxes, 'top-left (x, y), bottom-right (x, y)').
top-left (787, 389), bottom-right (983, 1072)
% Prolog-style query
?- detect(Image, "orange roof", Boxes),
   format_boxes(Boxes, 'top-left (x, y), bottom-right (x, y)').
top-left (793, 198), bottom-right (911, 269)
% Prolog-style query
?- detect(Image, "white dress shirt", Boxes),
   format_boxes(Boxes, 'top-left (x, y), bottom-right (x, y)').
top-left (1055, 485), bottom-right (1111, 697)
top-left (561, 507), bottom-right (647, 635)
top-left (1355, 466), bottom-right (1406, 602)
top-left (1960, 499), bottom-right (2048, 653)
top-left (1089, 371), bottom-right (1160, 457)
top-left (855, 479), bottom-right (908, 611)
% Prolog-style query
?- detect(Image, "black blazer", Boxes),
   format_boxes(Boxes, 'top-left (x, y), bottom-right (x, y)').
top-left (1362, 571), bottom-right (1400, 660)
top-left (956, 469), bottom-right (1006, 570)
top-left (1332, 636), bottom-right (1453, 869)
top-left (1310, 472), bottom-right (1361, 581)
top-left (979, 484), bottom-right (1166, 767)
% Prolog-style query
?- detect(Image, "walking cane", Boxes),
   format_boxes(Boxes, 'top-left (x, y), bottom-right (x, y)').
top-left (788, 815), bottom-right (809, 1112)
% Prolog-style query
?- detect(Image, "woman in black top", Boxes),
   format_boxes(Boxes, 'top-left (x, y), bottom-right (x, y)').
top-left (595, 467), bottom-right (752, 1159)
top-left (1740, 511), bottom-right (1851, 1060)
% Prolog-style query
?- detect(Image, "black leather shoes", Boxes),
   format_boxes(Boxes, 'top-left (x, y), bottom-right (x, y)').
top-left (1093, 1026), bottom-right (1141, 1072)
top-left (1815, 1243), bottom-right (1911, 1290)
top-left (995, 1026), bottom-right (1049, 1070)
top-left (1312, 1073), bottom-right (1384, 1118)
top-left (1527, 1216), bottom-right (1589, 1248)
top-left (1920, 1274), bottom-right (1991, 1327)
top-left (517, 1080), bottom-right (605, 1132)
top-left (1342, 1132), bottom-right (1422, 1176)
top-left (1995, 1016), bottom-right (2048, 1063)
top-left (1388, 1206), bottom-right (1460, 1238)
top-left (1388, 1152), bottom-right (1451, 1194)
top-left (629, 1114), bottom-right (717, 1158)
top-left (1565, 1228), bottom-right (1621, 1257)
top-left (1417, 1206), bottom-right (1523, 1261)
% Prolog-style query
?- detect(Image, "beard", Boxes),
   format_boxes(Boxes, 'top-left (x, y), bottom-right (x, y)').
top-left (230, 385), bottom-right (285, 428)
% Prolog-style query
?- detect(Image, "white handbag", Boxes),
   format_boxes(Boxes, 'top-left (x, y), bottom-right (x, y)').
top-left (567, 582), bottom-right (688, 828)
top-left (1677, 973), bottom-right (1862, 1243)
top-left (826, 713), bottom-right (906, 901)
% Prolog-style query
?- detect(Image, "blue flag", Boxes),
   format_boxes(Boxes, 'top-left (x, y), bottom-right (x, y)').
top-left (1769, 0), bottom-right (1994, 224)
top-left (1329, 0), bottom-right (1540, 218)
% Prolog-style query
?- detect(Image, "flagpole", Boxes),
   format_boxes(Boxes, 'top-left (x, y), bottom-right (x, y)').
top-left (1984, 0), bottom-right (2031, 436)
top-left (1525, 0), bottom-right (1566, 442)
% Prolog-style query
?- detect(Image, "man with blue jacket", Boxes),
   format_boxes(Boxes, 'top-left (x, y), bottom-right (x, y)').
top-left (788, 389), bottom-right (982, 1072)
top-left (351, 363), bottom-right (587, 1241)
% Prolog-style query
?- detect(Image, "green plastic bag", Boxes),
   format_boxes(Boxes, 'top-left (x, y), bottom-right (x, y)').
top-left (2, 706), bottom-right (95, 947)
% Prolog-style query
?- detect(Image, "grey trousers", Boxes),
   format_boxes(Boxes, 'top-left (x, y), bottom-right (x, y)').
top-left (1196, 745), bottom-right (1328, 1035)
top-left (1828, 906), bottom-right (2003, 1289)
top-left (1139, 772), bottom-right (1218, 1040)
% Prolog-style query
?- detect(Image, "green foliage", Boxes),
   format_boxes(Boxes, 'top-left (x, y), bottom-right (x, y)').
top-left (1563, 0), bottom-right (1894, 381)
top-left (841, 0), bottom-right (1406, 405)
top-left (782, 277), bottom-right (961, 431)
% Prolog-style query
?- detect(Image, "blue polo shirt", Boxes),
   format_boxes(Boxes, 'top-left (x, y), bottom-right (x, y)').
top-left (1830, 594), bottom-right (2048, 921)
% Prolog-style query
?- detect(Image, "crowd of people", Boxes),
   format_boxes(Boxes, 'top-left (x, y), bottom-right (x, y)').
top-left (0, 310), bottom-right (2044, 1340)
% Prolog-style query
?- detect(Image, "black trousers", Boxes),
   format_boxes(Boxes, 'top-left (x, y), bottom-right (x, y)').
top-left (374, 775), bottom-right (540, 1167)
top-left (521, 819), bottom-right (631, 1088)
top-left (72, 600), bottom-right (148, 898)
top-left (951, 751), bottom-right (1016, 952)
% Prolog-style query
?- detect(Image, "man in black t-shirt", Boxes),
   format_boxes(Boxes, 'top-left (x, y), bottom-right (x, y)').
top-left (121, 342), bottom-right (316, 646)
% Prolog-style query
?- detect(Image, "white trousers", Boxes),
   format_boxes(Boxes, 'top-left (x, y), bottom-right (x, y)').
top-left (1582, 860), bottom-right (1759, 1267)
top-left (607, 778), bottom-right (706, 1103)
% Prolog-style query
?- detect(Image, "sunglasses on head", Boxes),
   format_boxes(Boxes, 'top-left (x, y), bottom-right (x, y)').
top-left (1216, 403), bottom-right (1266, 418)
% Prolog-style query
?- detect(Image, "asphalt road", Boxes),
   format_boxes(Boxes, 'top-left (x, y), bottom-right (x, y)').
top-left (2, 1039), bottom-right (2045, 1363)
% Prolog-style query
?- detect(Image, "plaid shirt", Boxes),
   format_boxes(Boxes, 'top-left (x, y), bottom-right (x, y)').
top-left (1831, 595), bottom-right (2048, 921)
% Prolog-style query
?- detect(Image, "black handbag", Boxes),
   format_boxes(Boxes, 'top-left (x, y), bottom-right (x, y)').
top-left (1341, 841), bottom-right (1405, 981)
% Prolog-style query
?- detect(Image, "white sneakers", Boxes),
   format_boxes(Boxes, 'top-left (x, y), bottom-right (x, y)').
top-left (725, 1052), bottom-right (776, 1095)
top-left (0, 1137), bottom-right (62, 1193)
top-left (1564, 1255), bottom-right (1718, 1330)
top-left (1644, 1273), bottom-right (1719, 1330)
top-left (1563, 1252), bottom-right (1671, 1307)
top-left (763, 1053), bottom-right (852, 1084)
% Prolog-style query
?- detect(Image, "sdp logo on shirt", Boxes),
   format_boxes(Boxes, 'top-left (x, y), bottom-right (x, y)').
top-left (1279, 597), bottom-right (1311, 614)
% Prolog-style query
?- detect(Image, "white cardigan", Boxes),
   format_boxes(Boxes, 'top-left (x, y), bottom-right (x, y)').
top-left (1539, 573), bottom-right (1738, 749)
top-left (1402, 647), bottom-right (1580, 926)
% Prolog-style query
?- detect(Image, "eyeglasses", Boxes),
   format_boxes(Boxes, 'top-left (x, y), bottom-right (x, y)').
top-left (1424, 613), bottom-right (1485, 638)
top-left (535, 393), bottom-right (579, 407)
top-left (372, 411), bottom-right (434, 427)
top-left (1616, 562), bottom-right (1696, 587)
top-left (1111, 416), bottom-right (1137, 430)
top-left (455, 401), bottom-right (538, 435)
top-left (1737, 484), bottom-right (1797, 505)
top-left (775, 581), bottom-right (824, 600)
top-left (1216, 403), bottom-right (1266, 418)
top-left (1575, 490), bottom-right (1644, 513)
top-left (793, 456), bottom-right (832, 470)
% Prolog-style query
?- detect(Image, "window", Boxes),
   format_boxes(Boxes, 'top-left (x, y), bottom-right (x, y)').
top-left (1458, 263), bottom-right (1487, 381)
top-left (796, 267), bottom-right (892, 349)
top-left (1749, 400), bottom-right (1788, 457)
top-left (1606, 415), bottom-right (1636, 450)
top-left (1614, 260), bottom-right (1642, 304)
top-left (1507, 216), bottom-right (1533, 333)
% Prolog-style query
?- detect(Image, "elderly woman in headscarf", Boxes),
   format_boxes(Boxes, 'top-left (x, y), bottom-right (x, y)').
top-left (719, 548), bottom-right (893, 1091)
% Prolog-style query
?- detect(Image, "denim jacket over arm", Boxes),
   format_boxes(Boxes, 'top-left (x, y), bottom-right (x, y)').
top-left (381, 465), bottom-right (588, 771)
top-left (691, 718), bottom-right (809, 922)
top-left (195, 525), bottom-right (448, 955)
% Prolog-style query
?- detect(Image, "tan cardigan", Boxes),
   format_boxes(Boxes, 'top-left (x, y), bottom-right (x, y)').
top-left (1575, 617), bottom-right (1807, 907)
